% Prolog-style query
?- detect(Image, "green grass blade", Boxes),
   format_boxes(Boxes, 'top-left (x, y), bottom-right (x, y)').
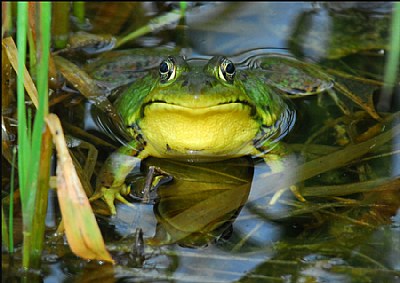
top-left (27, 2), bottom-right (51, 203)
top-left (180, 2), bottom-right (187, 15)
top-left (115, 9), bottom-right (182, 48)
top-left (16, 1), bottom-right (29, 208)
top-left (26, 2), bottom-right (52, 269)
top-left (16, 1), bottom-right (52, 269)
top-left (16, 1), bottom-right (35, 269)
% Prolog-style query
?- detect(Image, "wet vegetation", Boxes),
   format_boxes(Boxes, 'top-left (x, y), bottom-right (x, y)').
top-left (2, 2), bottom-right (399, 282)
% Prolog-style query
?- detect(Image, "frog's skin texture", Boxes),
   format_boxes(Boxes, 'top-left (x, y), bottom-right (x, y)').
top-left (91, 55), bottom-right (297, 214)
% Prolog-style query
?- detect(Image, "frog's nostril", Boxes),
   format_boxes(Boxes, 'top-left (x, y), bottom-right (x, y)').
top-left (205, 79), bottom-right (212, 87)
top-left (181, 79), bottom-right (189, 87)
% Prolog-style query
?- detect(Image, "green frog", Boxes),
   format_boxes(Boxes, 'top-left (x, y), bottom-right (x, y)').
top-left (89, 54), bottom-right (333, 214)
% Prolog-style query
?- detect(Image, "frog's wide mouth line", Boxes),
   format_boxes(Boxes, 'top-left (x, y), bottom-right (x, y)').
top-left (142, 100), bottom-right (255, 112)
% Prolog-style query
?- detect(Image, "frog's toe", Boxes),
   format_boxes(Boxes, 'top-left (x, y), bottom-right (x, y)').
top-left (269, 184), bottom-right (306, 205)
top-left (114, 192), bottom-right (135, 207)
top-left (102, 191), bottom-right (119, 215)
top-left (289, 185), bottom-right (306, 202)
top-left (90, 185), bottom-right (132, 215)
top-left (88, 189), bottom-right (104, 202)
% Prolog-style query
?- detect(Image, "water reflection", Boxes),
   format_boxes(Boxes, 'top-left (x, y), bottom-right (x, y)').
top-left (132, 157), bottom-right (254, 247)
top-left (185, 2), bottom-right (313, 56)
top-left (288, 2), bottom-right (391, 60)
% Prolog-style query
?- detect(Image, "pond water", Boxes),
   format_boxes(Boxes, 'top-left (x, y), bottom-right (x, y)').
top-left (2, 2), bottom-right (399, 283)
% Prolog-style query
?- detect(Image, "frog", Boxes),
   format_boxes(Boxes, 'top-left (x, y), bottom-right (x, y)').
top-left (89, 53), bottom-right (334, 214)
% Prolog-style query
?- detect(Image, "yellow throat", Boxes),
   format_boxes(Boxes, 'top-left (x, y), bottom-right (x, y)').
top-left (139, 102), bottom-right (259, 159)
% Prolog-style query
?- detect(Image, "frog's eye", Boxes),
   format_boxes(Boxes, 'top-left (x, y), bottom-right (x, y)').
top-left (159, 56), bottom-right (176, 83)
top-left (219, 57), bottom-right (235, 83)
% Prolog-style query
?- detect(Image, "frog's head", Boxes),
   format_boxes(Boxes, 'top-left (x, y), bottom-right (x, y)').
top-left (143, 55), bottom-right (249, 108)
top-left (118, 55), bottom-right (294, 160)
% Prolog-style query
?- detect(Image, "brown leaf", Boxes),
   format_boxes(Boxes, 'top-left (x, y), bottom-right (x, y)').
top-left (46, 113), bottom-right (114, 263)
top-left (2, 36), bottom-right (39, 108)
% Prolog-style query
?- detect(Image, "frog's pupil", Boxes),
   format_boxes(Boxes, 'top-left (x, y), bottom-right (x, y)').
top-left (160, 61), bottom-right (169, 73)
top-left (226, 63), bottom-right (235, 74)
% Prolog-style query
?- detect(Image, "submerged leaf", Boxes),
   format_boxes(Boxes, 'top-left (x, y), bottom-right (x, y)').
top-left (46, 113), bottom-right (113, 263)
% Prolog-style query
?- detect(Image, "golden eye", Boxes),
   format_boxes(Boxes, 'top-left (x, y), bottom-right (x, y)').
top-left (219, 57), bottom-right (236, 83)
top-left (159, 56), bottom-right (176, 82)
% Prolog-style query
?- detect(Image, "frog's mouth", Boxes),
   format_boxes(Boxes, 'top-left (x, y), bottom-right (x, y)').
top-left (138, 101), bottom-right (260, 158)
top-left (142, 99), bottom-right (256, 114)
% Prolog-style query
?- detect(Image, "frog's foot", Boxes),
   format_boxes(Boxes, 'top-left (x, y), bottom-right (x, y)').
top-left (261, 153), bottom-right (306, 205)
top-left (289, 185), bottom-right (306, 202)
top-left (269, 184), bottom-right (306, 205)
top-left (89, 184), bottom-right (133, 215)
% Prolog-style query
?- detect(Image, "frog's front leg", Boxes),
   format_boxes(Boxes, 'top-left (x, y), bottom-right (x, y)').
top-left (255, 143), bottom-right (306, 204)
top-left (90, 140), bottom-right (147, 214)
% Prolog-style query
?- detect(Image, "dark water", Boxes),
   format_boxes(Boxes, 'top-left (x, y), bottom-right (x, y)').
top-left (2, 2), bottom-right (399, 283)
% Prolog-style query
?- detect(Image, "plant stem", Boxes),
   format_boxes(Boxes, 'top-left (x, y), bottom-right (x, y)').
top-left (25, 1), bottom-right (52, 269)
top-left (52, 2), bottom-right (70, 49)
top-left (8, 148), bottom-right (17, 253)
top-left (377, 2), bottom-right (400, 111)
top-left (1, 209), bottom-right (9, 252)
top-left (2, 2), bottom-right (13, 38)
top-left (16, 1), bottom-right (52, 269)
top-left (73, 2), bottom-right (85, 24)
